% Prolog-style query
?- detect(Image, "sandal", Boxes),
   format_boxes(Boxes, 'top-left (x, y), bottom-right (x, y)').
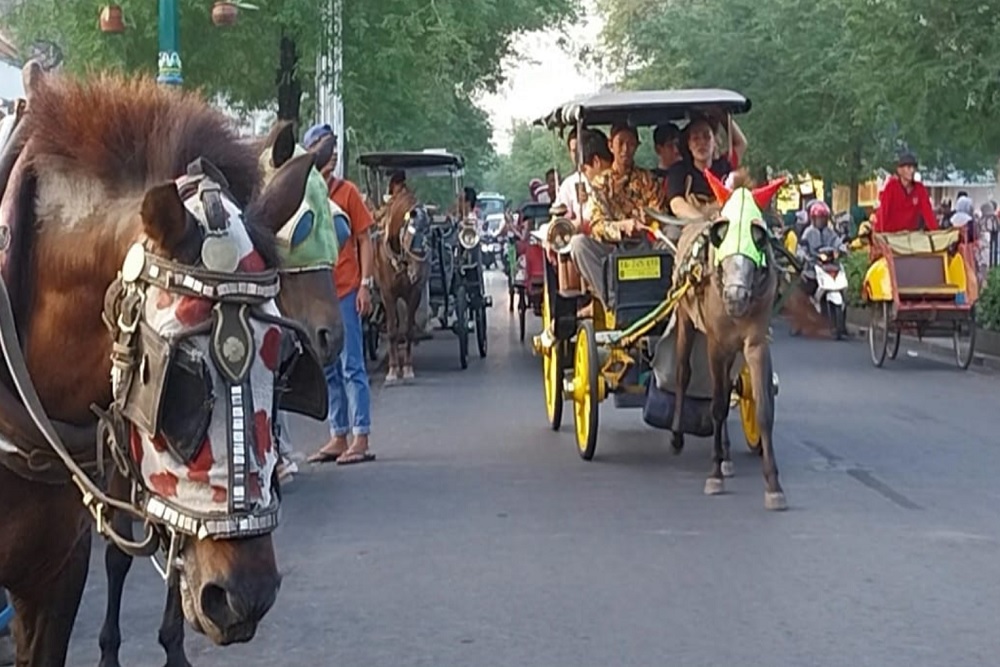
top-left (307, 449), bottom-right (347, 464)
top-left (336, 450), bottom-right (376, 466)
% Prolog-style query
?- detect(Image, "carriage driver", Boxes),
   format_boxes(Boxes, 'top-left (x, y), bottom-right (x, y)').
top-left (568, 124), bottom-right (663, 307)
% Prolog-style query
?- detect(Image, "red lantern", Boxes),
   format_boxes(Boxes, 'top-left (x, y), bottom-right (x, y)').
top-left (99, 4), bottom-right (125, 34)
top-left (211, 2), bottom-right (239, 27)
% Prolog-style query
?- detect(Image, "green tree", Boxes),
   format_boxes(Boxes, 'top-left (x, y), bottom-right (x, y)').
top-left (594, 0), bottom-right (1000, 200)
top-left (483, 121), bottom-right (572, 202)
top-left (2, 0), bottom-right (323, 112)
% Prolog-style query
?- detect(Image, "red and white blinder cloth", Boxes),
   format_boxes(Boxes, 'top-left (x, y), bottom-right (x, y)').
top-left (132, 186), bottom-right (282, 539)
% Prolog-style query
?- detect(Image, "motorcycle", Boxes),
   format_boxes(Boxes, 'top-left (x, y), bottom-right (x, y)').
top-left (480, 232), bottom-right (501, 270)
top-left (810, 246), bottom-right (849, 339)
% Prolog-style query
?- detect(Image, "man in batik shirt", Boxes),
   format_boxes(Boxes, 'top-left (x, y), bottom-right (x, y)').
top-left (568, 123), bottom-right (663, 302)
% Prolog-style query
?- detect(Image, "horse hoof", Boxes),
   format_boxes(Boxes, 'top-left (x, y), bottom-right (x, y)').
top-left (764, 491), bottom-right (788, 511)
top-left (385, 370), bottom-right (399, 384)
top-left (704, 478), bottom-right (725, 495)
top-left (402, 366), bottom-right (415, 380)
top-left (721, 460), bottom-right (735, 478)
top-left (670, 435), bottom-right (684, 454)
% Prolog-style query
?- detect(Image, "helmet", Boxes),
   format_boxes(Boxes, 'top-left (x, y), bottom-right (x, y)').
top-left (807, 201), bottom-right (831, 218)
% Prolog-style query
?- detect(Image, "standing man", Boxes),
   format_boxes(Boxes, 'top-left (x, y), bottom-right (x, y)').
top-left (875, 151), bottom-right (939, 233)
top-left (302, 124), bottom-right (377, 466)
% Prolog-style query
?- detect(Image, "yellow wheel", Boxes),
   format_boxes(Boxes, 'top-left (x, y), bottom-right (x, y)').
top-left (541, 281), bottom-right (563, 429)
top-left (572, 321), bottom-right (600, 460)
top-left (737, 364), bottom-right (762, 454)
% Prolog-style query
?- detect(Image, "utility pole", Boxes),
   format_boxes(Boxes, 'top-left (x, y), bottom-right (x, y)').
top-left (316, 0), bottom-right (344, 178)
top-left (157, 0), bottom-right (182, 86)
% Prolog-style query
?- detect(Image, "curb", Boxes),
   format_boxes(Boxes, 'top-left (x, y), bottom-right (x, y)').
top-left (843, 310), bottom-right (1000, 372)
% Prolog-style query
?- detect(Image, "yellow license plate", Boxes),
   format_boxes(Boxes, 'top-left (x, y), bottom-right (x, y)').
top-left (618, 256), bottom-right (661, 281)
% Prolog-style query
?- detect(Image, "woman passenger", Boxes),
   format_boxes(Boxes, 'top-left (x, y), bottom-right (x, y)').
top-left (664, 112), bottom-right (737, 220)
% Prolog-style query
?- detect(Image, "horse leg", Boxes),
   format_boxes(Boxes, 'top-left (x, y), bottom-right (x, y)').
top-left (98, 473), bottom-right (135, 667)
top-left (384, 292), bottom-right (400, 383)
top-left (745, 340), bottom-right (786, 510)
top-left (9, 526), bottom-right (90, 667)
top-left (402, 283), bottom-right (422, 380)
top-left (705, 345), bottom-right (734, 496)
top-left (157, 574), bottom-right (190, 667)
top-left (669, 311), bottom-right (695, 454)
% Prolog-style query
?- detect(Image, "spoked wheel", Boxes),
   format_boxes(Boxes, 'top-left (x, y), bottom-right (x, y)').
top-left (455, 286), bottom-right (469, 369)
top-left (517, 289), bottom-right (527, 342)
top-left (572, 321), bottom-right (600, 461)
top-left (887, 328), bottom-right (901, 360)
top-left (475, 305), bottom-right (488, 358)
top-left (868, 301), bottom-right (891, 367)
top-left (541, 284), bottom-right (563, 429)
top-left (954, 313), bottom-right (977, 370)
top-left (737, 364), bottom-right (762, 454)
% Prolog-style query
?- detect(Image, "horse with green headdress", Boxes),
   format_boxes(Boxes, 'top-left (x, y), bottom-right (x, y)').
top-left (669, 169), bottom-right (788, 511)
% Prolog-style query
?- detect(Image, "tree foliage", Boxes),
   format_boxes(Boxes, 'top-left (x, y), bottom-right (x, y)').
top-left (2, 0), bottom-right (323, 110)
top-left (2, 0), bottom-right (579, 188)
top-left (580, 0), bottom-right (1000, 186)
top-left (483, 121), bottom-right (573, 202)
top-left (340, 0), bottom-right (578, 185)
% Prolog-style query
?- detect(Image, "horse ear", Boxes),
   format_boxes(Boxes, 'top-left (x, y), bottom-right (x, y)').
top-left (751, 177), bottom-right (786, 209)
top-left (141, 183), bottom-right (193, 258)
top-left (709, 219), bottom-right (729, 248)
top-left (750, 222), bottom-right (769, 250)
top-left (703, 168), bottom-right (732, 203)
top-left (271, 122), bottom-right (296, 169)
top-left (254, 153), bottom-right (314, 233)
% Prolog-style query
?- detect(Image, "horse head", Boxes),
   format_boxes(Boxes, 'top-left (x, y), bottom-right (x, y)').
top-left (258, 121), bottom-right (344, 367)
top-left (12, 68), bottom-right (340, 645)
top-left (703, 169), bottom-right (785, 318)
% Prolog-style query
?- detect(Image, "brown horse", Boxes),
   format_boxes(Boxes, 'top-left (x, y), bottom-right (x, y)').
top-left (95, 122), bottom-right (343, 667)
top-left (0, 63), bottom-right (339, 667)
top-left (668, 171), bottom-right (788, 511)
top-left (373, 188), bottom-right (431, 383)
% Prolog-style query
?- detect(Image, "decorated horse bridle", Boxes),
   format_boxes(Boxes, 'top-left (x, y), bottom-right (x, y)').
top-left (0, 157), bottom-right (325, 578)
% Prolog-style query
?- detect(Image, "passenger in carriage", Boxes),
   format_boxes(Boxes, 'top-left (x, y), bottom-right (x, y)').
top-left (665, 112), bottom-right (736, 220)
top-left (651, 122), bottom-right (682, 199)
top-left (874, 151), bottom-right (939, 233)
top-left (567, 124), bottom-right (661, 304)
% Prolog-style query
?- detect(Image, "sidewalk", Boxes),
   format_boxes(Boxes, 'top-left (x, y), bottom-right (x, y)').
top-left (844, 309), bottom-right (1000, 372)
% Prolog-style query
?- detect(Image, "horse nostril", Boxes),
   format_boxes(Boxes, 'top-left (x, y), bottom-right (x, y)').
top-left (200, 583), bottom-right (232, 630)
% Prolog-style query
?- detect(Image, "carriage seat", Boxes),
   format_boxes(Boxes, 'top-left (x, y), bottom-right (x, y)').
top-left (877, 230), bottom-right (964, 299)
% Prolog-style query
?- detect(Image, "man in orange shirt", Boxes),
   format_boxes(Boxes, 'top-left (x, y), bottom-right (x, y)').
top-left (302, 124), bottom-right (377, 465)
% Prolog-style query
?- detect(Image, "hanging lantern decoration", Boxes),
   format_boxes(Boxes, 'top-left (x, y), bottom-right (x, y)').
top-left (211, 2), bottom-right (239, 27)
top-left (99, 4), bottom-right (126, 33)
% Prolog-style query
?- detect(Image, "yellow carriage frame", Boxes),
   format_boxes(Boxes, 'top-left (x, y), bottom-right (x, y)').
top-left (530, 88), bottom-right (770, 460)
top-left (861, 228), bottom-right (978, 370)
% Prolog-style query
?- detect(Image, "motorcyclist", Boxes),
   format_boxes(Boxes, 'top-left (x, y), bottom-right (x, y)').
top-left (798, 200), bottom-right (847, 295)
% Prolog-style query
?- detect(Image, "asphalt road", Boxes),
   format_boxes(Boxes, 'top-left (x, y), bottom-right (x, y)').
top-left (66, 271), bottom-right (999, 667)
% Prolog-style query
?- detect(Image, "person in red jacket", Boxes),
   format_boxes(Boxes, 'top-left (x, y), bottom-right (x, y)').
top-left (875, 152), bottom-right (939, 233)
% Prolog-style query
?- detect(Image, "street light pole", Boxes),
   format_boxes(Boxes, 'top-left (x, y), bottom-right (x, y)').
top-left (157, 0), bottom-right (182, 86)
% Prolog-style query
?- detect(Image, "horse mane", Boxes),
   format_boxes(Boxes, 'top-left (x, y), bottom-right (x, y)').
top-left (729, 168), bottom-right (753, 190)
top-left (22, 72), bottom-right (260, 207)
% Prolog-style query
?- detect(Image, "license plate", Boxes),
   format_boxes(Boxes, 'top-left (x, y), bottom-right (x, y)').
top-left (617, 256), bottom-right (661, 281)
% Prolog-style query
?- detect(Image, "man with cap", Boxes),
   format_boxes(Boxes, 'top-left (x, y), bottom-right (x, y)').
top-left (875, 151), bottom-right (939, 233)
top-left (302, 123), bottom-right (377, 466)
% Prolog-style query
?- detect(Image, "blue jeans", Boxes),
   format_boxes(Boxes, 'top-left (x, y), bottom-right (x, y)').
top-left (324, 289), bottom-right (371, 436)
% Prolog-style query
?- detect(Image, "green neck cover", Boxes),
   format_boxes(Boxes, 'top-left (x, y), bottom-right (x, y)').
top-left (260, 145), bottom-right (341, 271)
top-left (715, 189), bottom-right (766, 267)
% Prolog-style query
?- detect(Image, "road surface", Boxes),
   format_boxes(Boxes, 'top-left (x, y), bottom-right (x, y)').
top-left (66, 272), bottom-right (999, 667)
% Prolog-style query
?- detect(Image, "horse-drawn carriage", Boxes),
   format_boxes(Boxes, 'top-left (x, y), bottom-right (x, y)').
top-left (511, 201), bottom-right (551, 341)
top-left (531, 89), bottom-right (788, 509)
top-left (358, 150), bottom-right (491, 370)
top-left (862, 227), bottom-right (978, 369)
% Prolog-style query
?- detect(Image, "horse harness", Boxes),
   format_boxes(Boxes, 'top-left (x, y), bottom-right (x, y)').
top-left (0, 140), bottom-right (326, 574)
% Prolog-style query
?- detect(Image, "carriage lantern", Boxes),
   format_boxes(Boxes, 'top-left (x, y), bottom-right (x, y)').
top-left (99, 4), bottom-right (126, 33)
top-left (211, 1), bottom-right (239, 26)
